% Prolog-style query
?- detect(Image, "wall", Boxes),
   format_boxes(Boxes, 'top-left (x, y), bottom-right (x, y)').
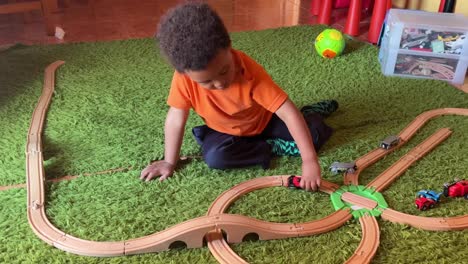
top-left (393, 0), bottom-right (468, 16)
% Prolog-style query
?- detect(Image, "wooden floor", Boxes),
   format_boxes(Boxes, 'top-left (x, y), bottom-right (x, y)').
top-left (0, 0), bottom-right (371, 45)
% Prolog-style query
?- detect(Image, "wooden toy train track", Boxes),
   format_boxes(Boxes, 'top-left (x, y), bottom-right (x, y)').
top-left (26, 61), bottom-right (468, 263)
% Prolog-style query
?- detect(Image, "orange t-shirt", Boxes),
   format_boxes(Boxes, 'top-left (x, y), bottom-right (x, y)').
top-left (167, 49), bottom-right (288, 136)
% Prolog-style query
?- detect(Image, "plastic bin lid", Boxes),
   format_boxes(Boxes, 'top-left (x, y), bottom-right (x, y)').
top-left (388, 9), bottom-right (468, 31)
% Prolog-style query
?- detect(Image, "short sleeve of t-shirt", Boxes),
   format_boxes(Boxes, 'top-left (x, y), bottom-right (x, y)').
top-left (250, 66), bottom-right (287, 113)
top-left (167, 71), bottom-right (192, 110)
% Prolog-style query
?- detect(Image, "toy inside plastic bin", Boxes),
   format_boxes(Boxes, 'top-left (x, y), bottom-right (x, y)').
top-left (378, 9), bottom-right (468, 84)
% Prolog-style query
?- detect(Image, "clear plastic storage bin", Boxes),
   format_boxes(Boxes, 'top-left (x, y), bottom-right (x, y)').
top-left (379, 9), bottom-right (468, 84)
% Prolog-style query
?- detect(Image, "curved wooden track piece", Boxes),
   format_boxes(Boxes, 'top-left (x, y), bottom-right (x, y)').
top-left (26, 61), bottom-right (468, 263)
top-left (381, 209), bottom-right (468, 231)
top-left (206, 229), bottom-right (248, 264)
top-left (206, 175), bottom-right (351, 264)
top-left (344, 148), bottom-right (392, 185)
top-left (345, 215), bottom-right (380, 264)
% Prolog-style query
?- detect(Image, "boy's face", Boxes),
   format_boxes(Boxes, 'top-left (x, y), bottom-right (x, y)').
top-left (184, 48), bottom-right (236, 90)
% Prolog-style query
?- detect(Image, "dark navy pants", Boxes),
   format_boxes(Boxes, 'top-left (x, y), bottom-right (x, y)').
top-left (192, 113), bottom-right (333, 170)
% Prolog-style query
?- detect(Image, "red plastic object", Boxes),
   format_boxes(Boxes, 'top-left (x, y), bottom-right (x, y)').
top-left (318, 0), bottom-right (333, 24)
top-left (387, 0), bottom-right (392, 9)
top-left (312, 0), bottom-right (375, 37)
top-left (311, 0), bottom-right (321, 16)
top-left (325, 0), bottom-right (373, 9)
top-left (439, 0), bottom-right (446, 12)
top-left (344, 0), bottom-right (362, 36)
top-left (334, 0), bottom-right (350, 8)
top-left (444, 180), bottom-right (468, 198)
top-left (438, 0), bottom-right (456, 13)
top-left (368, 0), bottom-right (391, 44)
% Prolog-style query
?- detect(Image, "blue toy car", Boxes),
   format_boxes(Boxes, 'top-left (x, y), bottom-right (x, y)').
top-left (417, 190), bottom-right (442, 202)
top-left (415, 190), bottom-right (442, 211)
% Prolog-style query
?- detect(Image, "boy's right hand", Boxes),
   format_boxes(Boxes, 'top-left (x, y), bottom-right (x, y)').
top-left (140, 161), bottom-right (175, 182)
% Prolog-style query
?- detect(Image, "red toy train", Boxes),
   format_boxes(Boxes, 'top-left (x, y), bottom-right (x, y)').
top-left (443, 179), bottom-right (468, 199)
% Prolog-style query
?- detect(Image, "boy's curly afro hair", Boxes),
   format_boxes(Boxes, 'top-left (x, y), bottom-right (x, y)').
top-left (156, 2), bottom-right (231, 73)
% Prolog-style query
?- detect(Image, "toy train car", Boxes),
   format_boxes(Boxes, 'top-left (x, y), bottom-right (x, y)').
top-left (329, 161), bottom-right (357, 174)
top-left (287, 175), bottom-right (301, 189)
top-left (443, 179), bottom-right (468, 199)
top-left (380, 135), bottom-right (400, 150)
top-left (415, 190), bottom-right (442, 211)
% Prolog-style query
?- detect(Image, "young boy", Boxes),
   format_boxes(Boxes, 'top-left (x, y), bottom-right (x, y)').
top-left (140, 3), bottom-right (337, 191)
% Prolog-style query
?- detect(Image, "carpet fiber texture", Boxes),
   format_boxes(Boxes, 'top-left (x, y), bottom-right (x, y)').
top-left (1, 25), bottom-right (467, 263)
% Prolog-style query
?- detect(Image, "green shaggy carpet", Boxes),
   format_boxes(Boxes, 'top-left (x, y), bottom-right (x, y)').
top-left (1, 25), bottom-right (467, 263)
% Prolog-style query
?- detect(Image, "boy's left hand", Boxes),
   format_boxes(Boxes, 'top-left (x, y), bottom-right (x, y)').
top-left (300, 160), bottom-right (321, 191)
